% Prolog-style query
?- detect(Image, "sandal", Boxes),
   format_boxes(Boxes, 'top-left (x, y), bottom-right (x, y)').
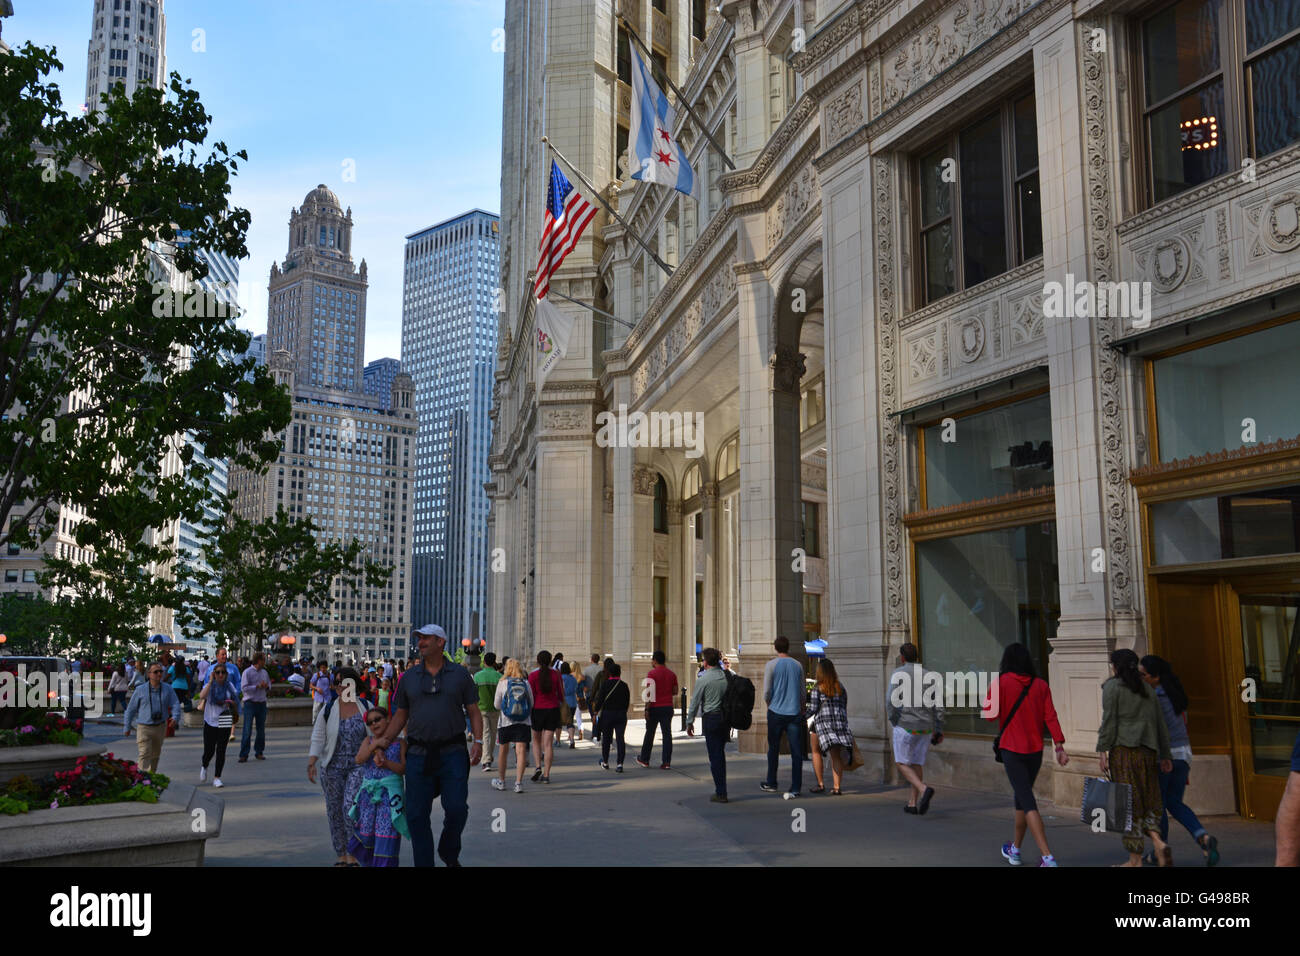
top-left (809, 785), bottom-right (826, 794)
top-left (831, 789), bottom-right (843, 795)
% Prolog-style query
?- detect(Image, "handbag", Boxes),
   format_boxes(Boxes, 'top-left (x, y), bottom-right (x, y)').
top-left (992, 678), bottom-right (1033, 763)
top-left (846, 738), bottom-right (865, 771)
top-left (217, 710), bottom-right (234, 729)
top-left (559, 701), bottom-right (573, 725)
top-left (1081, 773), bottom-right (1134, 833)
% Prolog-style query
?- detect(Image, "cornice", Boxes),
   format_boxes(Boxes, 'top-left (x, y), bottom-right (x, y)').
top-left (899, 357), bottom-right (1048, 415)
top-left (721, 93), bottom-right (820, 193)
top-left (623, 225), bottom-right (740, 355)
top-left (903, 486), bottom-right (1056, 539)
top-left (901, 257), bottom-right (1044, 329)
top-left (1129, 437), bottom-right (1300, 488)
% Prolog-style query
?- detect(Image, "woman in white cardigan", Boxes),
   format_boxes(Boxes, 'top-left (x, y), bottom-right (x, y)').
top-left (307, 668), bottom-right (373, 866)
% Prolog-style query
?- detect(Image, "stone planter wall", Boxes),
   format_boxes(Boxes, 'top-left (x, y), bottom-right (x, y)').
top-left (0, 741), bottom-right (107, 785)
top-left (182, 696), bottom-right (313, 729)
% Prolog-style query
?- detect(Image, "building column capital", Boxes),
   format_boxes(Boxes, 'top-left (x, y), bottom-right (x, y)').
top-left (632, 464), bottom-right (658, 497)
top-left (770, 345), bottom-right (806, 395)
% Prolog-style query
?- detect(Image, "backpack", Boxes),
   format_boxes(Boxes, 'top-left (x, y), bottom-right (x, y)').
top-left (501, 678), bottom-right (531, 721)
top-left (720, 670), bottom-right (756, 731)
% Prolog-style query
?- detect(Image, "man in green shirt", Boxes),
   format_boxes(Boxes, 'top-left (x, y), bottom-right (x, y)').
top-left (687, 648), bottom-right (730, 803)
top-left (473, 652), bottom-right (502, 771)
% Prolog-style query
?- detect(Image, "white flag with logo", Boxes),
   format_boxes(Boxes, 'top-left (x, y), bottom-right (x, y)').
top-left (534, 297), bottom-right (576, 393)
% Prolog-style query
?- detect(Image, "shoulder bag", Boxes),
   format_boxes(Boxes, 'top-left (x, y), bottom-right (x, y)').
top-left (992, 679), bottom-right (1033, 763)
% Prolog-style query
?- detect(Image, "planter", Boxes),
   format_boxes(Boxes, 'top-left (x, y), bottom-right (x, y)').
top-left (182, 697), bottom-right (313, 729)
top-left (0, 741), bottom-right (107, 785)
top-left (0, 782), bottom-right (223, 866)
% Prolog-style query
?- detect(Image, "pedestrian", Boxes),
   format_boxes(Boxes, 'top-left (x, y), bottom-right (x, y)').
top-left (378, 623), bottom-right (483, 868)
top-left (123, 661), bottom-right (181, 774)
top-left (195, 656), bottom-right (210, 685)
top-left (493, 657), bottom-right (534, 793)
top-left (808, 658), bottom-right (853, 795)
top-left (197, 663), bottom-right (240, 788)
top-left (311, 661), bottom-right (332, 724)
top-left (107, 665), bottom-right (129, 717)
top-left (287, 666), bottom-right (306, 693)
top-left (474, 652), bottom-right (500, 771)
top-left (347, 707), bottom-right (409, 867)
top-left (308, 666), bottom-right (371, 867)
top-left (378, 677), bottom-right (392, 711)
top-left (528, 650), bottom-right (563, 783)
top-left (985, 642), bottom-right (1068, 867)
top-left (167, 654), bottom-right (193, 713)
top-left (1139, 655), bottom-right (1219, 866)
top-left (687, 648), bottom-right (729, 802)
top-left (1277, 730), bottom-right (1300, 866)
top-left (382, 658), bottom-right (395, 682)
top-left (590, 656), bottom-right (615, 743)
top-left (582, 653), bottom-right (603, 737)
top-left (1098, 648), bottom-right (1174, 867)
top-left (886, 642), bottom-right (944, 814)
top-left (573, 662), bottom-right (591, 742)
top-left (760, 636), bottom-right (805, 797)
top-left (552, 652), bottom-right (565, 672)
top-left (636, 650), bottom-right (679, 769)
top-left (593, 662), bottom-right (630, 772)
top-left (239, 652), bottom-right (272, 762)
top-left (560, 661), bottom-right (578, 749)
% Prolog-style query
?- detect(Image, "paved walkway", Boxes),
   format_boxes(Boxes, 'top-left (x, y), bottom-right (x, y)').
top-left (83, 716), bottom-right (1276, 866)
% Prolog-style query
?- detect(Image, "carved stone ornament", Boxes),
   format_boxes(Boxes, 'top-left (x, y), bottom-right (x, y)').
top-left (1146, 235), bottom-right (1190, 293)
top-left (603, 485), bottom-right (614, 514)
top-left (1261, 191), bottom-right (1300, 253)
top-left (957, 314), bottom-right (985, 363)
top-left (767, 166), bottom-right (819, 252)
top-left (702, 481), bottom-right (720, 506)
top-left (666, 500), bottom-right (683, 524)
top-left (632, 465), bottom-right (659, 497)
top-left (826, 81), bottom-right (864, 145)
top-left (542, 407), bottom-right (588, 432)
top-left (770, 345), bottom-right (807, 394)
top-left (874, 154), bottom-right (905, 628)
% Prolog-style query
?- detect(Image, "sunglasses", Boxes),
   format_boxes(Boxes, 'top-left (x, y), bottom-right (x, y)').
top-left (366, 716), bottom-right (385, 726)
top-left (150, 670), bottom-right (163, 676)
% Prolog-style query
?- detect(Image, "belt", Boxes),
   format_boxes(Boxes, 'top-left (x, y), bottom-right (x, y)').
top-left (408, 734), bottom-right (466, 753)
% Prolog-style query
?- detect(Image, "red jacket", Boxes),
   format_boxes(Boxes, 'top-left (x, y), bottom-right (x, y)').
top-left (984, 672), bottom-right (1064, 754)
top-left (646, 665), bottom-right (679, 708)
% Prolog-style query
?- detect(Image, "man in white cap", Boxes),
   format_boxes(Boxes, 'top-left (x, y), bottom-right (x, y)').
top-left (379, 623), bottom-right (483, 867)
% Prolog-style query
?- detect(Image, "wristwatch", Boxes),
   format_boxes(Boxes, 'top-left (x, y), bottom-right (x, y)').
top-left (473, 738), bottom-right (483, 744)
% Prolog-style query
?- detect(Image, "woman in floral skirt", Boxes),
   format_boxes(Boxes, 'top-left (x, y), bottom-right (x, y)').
top-left (348, 707), bottom-right (409, 866)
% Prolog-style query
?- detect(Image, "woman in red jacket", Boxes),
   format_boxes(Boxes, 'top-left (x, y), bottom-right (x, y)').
top-left (985, 642), bottom-right (1069, 867)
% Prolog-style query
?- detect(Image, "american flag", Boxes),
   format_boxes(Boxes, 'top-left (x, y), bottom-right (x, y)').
top-left (534, 160), bottom-right (597, 300)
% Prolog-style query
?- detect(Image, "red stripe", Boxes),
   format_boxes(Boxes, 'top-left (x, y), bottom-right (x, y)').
top-left (534, 193), bottom-right (596, 299)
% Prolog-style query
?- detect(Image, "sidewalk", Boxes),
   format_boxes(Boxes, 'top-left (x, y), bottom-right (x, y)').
top-left (78, 716), bottom-right (1277, 866)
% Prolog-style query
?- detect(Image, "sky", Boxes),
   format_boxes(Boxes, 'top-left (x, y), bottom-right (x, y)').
top-left (6, 0), bottom-right (506, 364)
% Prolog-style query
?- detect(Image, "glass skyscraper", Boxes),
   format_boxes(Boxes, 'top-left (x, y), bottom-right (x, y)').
top-left (364, 357), bottom-right (402, 411)
top-left (402, 210), bottom-right (499, 647)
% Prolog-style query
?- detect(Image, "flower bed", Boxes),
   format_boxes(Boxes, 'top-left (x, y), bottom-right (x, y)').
top-left (0, 711), bottom-right (84, 748)
top-left (0, 753), bottom-right (168, 815)
top-left (267, 682), bottom-right (305, 699)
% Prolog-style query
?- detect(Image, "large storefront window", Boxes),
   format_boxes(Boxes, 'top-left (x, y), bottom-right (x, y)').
top-left (922, 393), bottom-right (1053, 508)
top-left (1150, 484), bottom-right (1300, 564)
top-left (915, 522), bottom-right (1059, 734)
top-left (1151, 319), bottom-right (1300, 462)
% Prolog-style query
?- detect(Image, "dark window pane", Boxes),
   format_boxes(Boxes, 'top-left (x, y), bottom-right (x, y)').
top-left (959, 112), bottom-right (1007, 286)
top-left (1246, 0), bottom-right (1300, 51)
top-left (617, 28), bottom-right (630, 84)
top-left (1148, 81), bottom-right (1228, 201)
top-left (1014, 95), bottom-right (1038, 174)
top-left (924, 394), bottom-right (1054, 508)
top-left (923, 224), bottom-right (955, 302)
top-left (920, 147), bottom-right (952, 225)
top-left (1251, 38), bottom-right (1300, 156)
top-left (1143, 0), bottom-right (1221, 106)
top-left (1018, 173), bottom-right (1042, 261)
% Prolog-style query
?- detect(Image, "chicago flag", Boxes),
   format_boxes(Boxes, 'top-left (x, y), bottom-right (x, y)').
top-left (629, 47), bottom-right (697, 197)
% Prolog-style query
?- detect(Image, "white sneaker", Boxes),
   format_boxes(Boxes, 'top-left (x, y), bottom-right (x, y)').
top-left (198, 767), bottom-right (207, 783)
top-left (481, 762), bottom-right (494, 772)
top-left (491, 778), bottom-right (505, 791)
top-left (513, 781), bottom-right (523, 793)
top-left (213, 778), bottom-right (224, 788)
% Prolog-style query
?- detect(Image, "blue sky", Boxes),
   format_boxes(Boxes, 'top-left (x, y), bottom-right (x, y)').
top-left (6, 0), bottom-right (506, 363)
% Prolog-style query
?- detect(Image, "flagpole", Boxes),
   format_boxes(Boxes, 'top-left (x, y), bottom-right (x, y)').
top-left (547, 287), bottom-right (637, 330)
top-left (541, 136), bottom-right (674, 279)
top-left (618, 13), bottom-right (735, 171)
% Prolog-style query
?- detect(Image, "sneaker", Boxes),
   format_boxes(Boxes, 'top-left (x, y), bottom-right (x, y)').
top-left (198, 767), bottom-right (207, 783)
top-left (531, 767), bottom-right (543, 782)
top-left (615, 765), bottom-right (624, 773)
top-left (635, 757), bottom-right (650, 768)
top-left (237, 757), bottom-right (248, 763)
top-left (598, 760), bottom-right (609, 770)
top-left (1201, 835), bottom-right (1220, 867)
top-left (759, 782), bottom-right (778, 793)
top-left (783, 791), bottom-right (801, 799)
top-left (569, 742), bottom-right (575, 749)
top-left (710, 794), bottom-right (729, 803)
top-left (213, 778), bottom-right (224, 788)
top-left (481, 762), bottom-right (494, 772)
top-left (491, 778), bottom-right (505, 791)
top-left (513, 781), bottom-right (523, 793)
top-left (1001, 843), bottom-right (1021, 866)
top-left (659, 763), bottom-right (671, 770)
top-left (1039, 855), bottom-right (1058, 867)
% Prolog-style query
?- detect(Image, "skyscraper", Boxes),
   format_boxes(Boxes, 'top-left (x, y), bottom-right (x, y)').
top-left (363, 358), bottom-right (402, 411)
top-left (403, 210), bottom-right (499, 646)
top-left (84, 0), bottom-right (166, 112)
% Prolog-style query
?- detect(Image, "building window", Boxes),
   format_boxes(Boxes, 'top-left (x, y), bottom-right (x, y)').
top-left (916, 90), bottom-right (1041, 304)
top-left (1140, 0), bottom-right (1300, 203)
top-left (653, 476), bottom-right (669, 533)
top-left (801, 500), bottom-right (820, 557)
top-left (653, 576), bottom-right (667, 654)
top-left (617, 27), bottom-right (631, 85)
top-left (717, 436), bottom-right (739, 480)
top-left (802, 592), bottom-right (821, 641)
top-left (692, 0), bottom-right (707, 41)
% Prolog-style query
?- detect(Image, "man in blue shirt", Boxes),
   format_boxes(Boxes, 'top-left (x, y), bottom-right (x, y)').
top-left (123, 661), bottom-right (182, 774)
top-left (760, 635), bottom-right (806, 797)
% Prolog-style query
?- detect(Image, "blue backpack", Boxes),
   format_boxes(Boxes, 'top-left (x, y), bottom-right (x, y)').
top-left (501, 678), bottom-right (531, 721)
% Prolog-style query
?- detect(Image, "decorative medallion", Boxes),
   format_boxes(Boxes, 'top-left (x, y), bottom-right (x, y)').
top-left (1149, 235), bottom-right (1189, 293)
top-left (957, 315), bottom-right (985, 363)
top-left (1262, 191), bottom-right (1300, 253)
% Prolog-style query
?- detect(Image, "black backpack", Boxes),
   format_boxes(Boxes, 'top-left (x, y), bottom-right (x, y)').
top-left (720, 670), bottom-right (756, 731)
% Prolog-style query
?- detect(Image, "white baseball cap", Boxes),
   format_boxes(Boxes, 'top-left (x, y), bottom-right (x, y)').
top-left (414, 624), bottom-right (447, 641)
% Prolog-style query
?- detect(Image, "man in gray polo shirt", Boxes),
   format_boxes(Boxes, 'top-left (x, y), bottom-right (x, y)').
top-left (381, 623), bottom-right (483, 867)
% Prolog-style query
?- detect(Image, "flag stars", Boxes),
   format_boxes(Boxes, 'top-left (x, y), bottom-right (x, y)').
top-left (655, 149), bottom-right (674, 167)
top-left (657, 127), bottom-right (672, 145)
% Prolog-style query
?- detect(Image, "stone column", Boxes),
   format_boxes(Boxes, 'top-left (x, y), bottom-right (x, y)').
top-left (666, 498), bottom-right (686, 684)
top-left (701, 482), bottom-right (719, 654)
top-left (612, 450), bottom-right (656, 664)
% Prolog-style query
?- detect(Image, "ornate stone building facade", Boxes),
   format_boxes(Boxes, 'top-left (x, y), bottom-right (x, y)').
top-left (490, 0), bottom-right (1300, 821)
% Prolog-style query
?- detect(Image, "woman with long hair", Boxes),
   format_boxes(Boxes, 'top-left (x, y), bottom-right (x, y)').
top-left (559, 661), bottom-right (578, 749)
top-left (307, 666), bottom-right (372, 866)
top-left (348, 706), bottom-right (408, 867)
top-left (493, 657), bottom-right (534, 793)
top-left (985, 642), bottom-right (1068, 867)
top-left (1099, 649), bottom-right (1173, 866)
top-left (197, 663), bottom-right (240, 787)
top-left (1140, 655), bottom-right (1219, 865)
top-left (593, 661), bottom-right (630, 771)
top-left (807, 658), bottom-right (853, 794)
top-left (528, 650), bottom-right (563, 783)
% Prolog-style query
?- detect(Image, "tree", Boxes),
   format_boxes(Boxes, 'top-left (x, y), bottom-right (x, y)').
top-left (177, 496), bottom-right (394, 659)
top-left (0, 591), bottom-right (62, 656)
top-left (0, 44), bottom-right (289, 552)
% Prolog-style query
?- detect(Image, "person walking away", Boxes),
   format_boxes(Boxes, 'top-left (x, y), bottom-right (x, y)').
top-left (593, 662), bottom-right (630, 771)
top-left (347, 707), bottom-right (409, 867)
top-left (308, 667), bottom-right (371, 866)
top-left (288, 666), bottom-right (306, 693)
top-left (108, 665), bottom-right (129, 717)
top-left (687, 648), bottom-right (729, 802)
top-left (474, 652), bottom-right (501, 771)
top-left (493, 658), bottom-right (534, 793)
top-left (573, 662), bottom-right (591, 742)
top-left (196, 656), bottom-right (210, 686)
top-left (378, 624), bottom-right (483, 868)
top-left (582, 654), bottom-right (603, 739)
top-left (168, 655), bottom-right (193, 713)
top-left (1139, 655), bottom-right (1219, 866)
top-left (1277, 730), bottom-right (1300, 866)
top-left (636, 650), bottom-right (679, 769)
top-left (985, 642), bottom-right (1068, 867)
top-left (311, 661), bottom-right (332, 725)
top-left (761, 636), bottom-right (806, 797)
top-left (123, 662), bottom-right (181, 774)
top-left (1098, 649), bottom-right (1173, 867)
top-left (808, 658), bottom-right (853, 794)
top-left (528, 650), bottom-right (563, 783)
top-left (197, 664), bottom-right (240, 788)
top-left (560, 662), bottom-right (579, 749)
top-left (886, 643), bottom-right (945, 814)
top-left (239, 653), bottom-right (272, 762)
